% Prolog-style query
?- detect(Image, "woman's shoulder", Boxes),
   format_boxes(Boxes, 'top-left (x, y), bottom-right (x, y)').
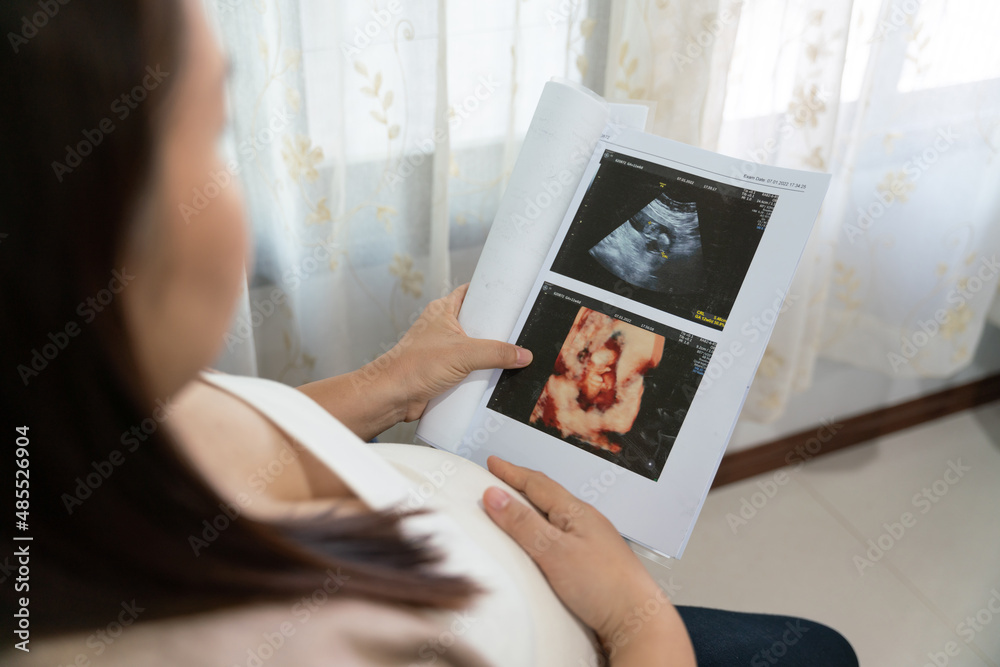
top-left (5, 598), bottom-right (492, 667)
top-left (167, 373), bottom-right (362, 514)
top-left (167, 375), bottom-right (318, 504)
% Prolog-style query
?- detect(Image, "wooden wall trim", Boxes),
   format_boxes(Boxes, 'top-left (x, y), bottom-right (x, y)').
top-left (712, 373), bottom-right (1000, 489)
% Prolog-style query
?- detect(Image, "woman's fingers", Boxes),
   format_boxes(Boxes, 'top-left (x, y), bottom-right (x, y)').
top-left (482, 487), bottom-right (563, 560)
top-left (461, 339), bottom-right (532, 372)
top-left (439, 283), bottom-right (471, 316)
top-left (450, 282), bottom-right (470, 304)
top-left (487, 456), bottom-right (582, 521)
top-left (430, 284), bottom-right (534, 372)
top-left (482, 460), bottom-right (694, 662)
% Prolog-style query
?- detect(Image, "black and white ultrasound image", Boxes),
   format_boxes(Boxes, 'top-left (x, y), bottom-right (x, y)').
top-left (551, 151), bottom-right (777, 330)
top-left (589, 191), bottom-right (706, 296)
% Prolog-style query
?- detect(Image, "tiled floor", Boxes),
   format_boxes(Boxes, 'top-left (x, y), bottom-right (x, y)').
top-left (641, 402), bottom-right (1000, 666)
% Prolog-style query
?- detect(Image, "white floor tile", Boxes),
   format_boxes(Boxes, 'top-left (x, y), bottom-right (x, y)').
top-left (643, 403), bottom-right (1000, 666)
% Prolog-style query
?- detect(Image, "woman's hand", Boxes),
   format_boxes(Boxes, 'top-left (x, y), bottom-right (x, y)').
top-left (482, 456), bottom-right (696, 666)
top-left (383, 283), bottom-right (532, 422)
top-left (298, 284), bottom-right (531, 441)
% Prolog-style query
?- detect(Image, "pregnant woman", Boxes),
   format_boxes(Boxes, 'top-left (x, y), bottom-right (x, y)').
top-left (0, 1), bottom-right (857, 665)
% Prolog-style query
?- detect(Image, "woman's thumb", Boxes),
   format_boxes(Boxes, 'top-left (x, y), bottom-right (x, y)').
top-left (463, 339), bottom-right (532, 371)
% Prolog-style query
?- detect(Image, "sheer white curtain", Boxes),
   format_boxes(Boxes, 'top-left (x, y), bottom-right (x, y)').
top-left (206, 0), bottom-right (605, 392)
top-left (207, 0), bottom-right (1000, 425)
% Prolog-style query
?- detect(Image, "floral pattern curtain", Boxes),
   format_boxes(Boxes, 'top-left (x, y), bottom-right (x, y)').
top-left (207, 0), bottom-right (1000, 429)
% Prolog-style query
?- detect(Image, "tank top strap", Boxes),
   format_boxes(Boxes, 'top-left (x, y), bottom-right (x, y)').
top-left (198, 370), bottom-right (411, 512)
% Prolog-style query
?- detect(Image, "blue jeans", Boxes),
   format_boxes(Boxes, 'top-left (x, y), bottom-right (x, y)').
top-left (675, 606), bottom-right (859, 666)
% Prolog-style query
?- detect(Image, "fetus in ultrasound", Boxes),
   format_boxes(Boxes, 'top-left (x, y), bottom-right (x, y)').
top-left (588, 192), bottom-right (706, 295)
top-left (530, 307), bottom-right (664, 453)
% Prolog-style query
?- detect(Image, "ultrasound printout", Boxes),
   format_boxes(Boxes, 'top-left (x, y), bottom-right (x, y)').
top-left (456, 126), bottom-right (831, 559)
top-left (551, 150), bottom-right (778, 330)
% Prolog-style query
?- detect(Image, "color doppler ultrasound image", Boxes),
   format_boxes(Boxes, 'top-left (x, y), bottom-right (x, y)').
top-left (551, 150), bottom-right (778, 330)
top-left (488, 284), bottom-right (715, 480)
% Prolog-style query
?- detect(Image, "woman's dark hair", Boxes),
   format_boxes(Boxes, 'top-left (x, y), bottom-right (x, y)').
top-left (0, 0), bottom-right (474, 636)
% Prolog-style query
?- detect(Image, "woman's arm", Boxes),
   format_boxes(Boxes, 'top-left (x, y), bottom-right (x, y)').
top-left (482, 457), bottom-right (697, 667)
top-left (297, 364), bottom-right (406, 442)
top-left (298, 284), bottom-right (531, 441)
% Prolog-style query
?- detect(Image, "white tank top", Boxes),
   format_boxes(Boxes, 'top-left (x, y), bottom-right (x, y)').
top-left (199, 371), bottom-right (601, 667)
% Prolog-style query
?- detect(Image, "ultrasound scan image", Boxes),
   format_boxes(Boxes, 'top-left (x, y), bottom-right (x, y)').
top-left (529, 307), bottom-right (665, 454)
top-left (550, 150), bottom-right (774, 330)
top-left (588, 192), bottom-right (706, 295)
top-left (488, 283), bottom-right (716, 479)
